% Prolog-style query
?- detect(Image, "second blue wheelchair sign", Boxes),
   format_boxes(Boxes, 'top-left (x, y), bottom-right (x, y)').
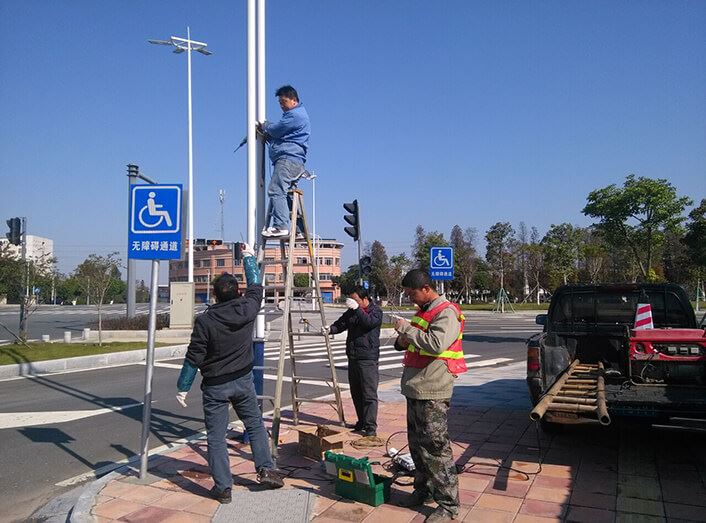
top-left (429, 246), bottom-right (454, 280)
top-left (128, 184), bottom-right (183, 260)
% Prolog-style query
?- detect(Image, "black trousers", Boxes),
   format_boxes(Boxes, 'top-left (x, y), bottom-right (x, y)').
top-left (347, 359), bottom-right (379, 431)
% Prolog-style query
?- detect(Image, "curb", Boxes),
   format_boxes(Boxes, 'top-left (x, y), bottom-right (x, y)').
top-left (0, 344), bottom-right (188, 380)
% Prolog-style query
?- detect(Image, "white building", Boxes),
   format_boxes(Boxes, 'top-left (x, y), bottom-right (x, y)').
top-left (0, 235), bottom-right (54, 263)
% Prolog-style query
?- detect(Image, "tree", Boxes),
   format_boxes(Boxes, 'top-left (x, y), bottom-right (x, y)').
top-left (369, 240), bottom-right (390, 298)
top-left (485, 222), bottom-right (515, 292)
top-left (684, 199), bottom-right (706, 304)
top-left (384, 253), bottom-right (412, 306)
top-left (583, 175), bottom-right (692, 281)
top-left (449, 225), bottom-right (477, 303)
top-left (74, 252), bottom-right (121, 345)
top-left (525, 227), bottom-right (546, 304)
top-left (542, 223), bottom-right (582, 287)
top-left (332, 265), bottom-right (359, 297)
top-left (412, 225), bottom-right (447, 271)
top-left (579, 228), bottom-right (608, 284)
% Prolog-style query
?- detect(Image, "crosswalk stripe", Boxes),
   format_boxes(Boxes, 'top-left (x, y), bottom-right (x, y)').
top-left (296, 346), bottom-right (399, 363)
top-left (336, 353), bottom-right (490, 371)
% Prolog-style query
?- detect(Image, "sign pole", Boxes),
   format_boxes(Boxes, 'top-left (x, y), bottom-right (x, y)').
top-left (139, 258), bottom-right (160, 480)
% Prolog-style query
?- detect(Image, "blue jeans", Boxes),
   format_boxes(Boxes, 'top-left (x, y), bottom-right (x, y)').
top-left (268, 158), bottom-right (304, 230)
top-left (202, 372), bottom-right (274, 491)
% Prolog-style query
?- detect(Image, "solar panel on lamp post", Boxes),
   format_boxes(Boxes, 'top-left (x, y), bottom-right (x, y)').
top-left (148, 28), bottom-right (212, 283)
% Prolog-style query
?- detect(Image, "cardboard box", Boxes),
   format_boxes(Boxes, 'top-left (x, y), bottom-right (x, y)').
top-left (296, 424), bottom-right (350, 460)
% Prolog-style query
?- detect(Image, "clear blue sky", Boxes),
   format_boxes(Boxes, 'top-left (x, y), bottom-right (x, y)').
top-left (1, 1), bottom-right (704, 280)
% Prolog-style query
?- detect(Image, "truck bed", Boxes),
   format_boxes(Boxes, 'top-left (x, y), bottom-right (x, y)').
top-left (605, 382), bottom-right (706, 418)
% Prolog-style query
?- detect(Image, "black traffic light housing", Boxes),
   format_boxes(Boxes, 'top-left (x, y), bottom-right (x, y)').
top-left (6, 217), bottom-right (21, 246)
top-left (360, 255), bottom-right (372, 276)
top-left (343, 200), bottom-right (359, 241)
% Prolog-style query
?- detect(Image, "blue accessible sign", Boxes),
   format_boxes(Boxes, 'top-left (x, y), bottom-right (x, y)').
top-left (429, 246), bottom-right (454, 280)
top-left (128, 184), bottom-right (183, 260)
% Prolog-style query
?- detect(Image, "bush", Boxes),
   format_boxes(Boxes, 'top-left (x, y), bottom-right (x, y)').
top-left (91, 314), bottom-right (170, 330)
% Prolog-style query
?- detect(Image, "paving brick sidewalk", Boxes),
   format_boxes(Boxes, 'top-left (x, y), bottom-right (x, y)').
top-left (85, 363), bottom-right (706, 522)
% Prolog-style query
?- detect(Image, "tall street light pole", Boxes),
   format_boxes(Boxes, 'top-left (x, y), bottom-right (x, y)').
top-left (148, 29), bottom-right (212, 283)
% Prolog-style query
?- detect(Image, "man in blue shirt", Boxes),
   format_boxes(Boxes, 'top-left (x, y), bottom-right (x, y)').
top-left (258, 85), bottom-right (310, 238)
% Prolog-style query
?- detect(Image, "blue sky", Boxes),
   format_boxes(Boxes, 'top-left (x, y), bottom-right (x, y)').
top-left (1, 1), bottom-right (705, 280)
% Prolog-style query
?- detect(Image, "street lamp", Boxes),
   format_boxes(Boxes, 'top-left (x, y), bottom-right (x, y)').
top-left (148, 28), bottom-right (212, 283)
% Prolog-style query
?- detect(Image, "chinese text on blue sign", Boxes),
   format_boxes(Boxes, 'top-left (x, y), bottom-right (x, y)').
top-left (429, 247), bottom-right (454, 281)
top-left (128, 184), bottom-right (182, 260)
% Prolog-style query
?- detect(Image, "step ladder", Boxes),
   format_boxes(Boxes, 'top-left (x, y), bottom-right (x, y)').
top-left (530, 360), bottom-right (611, 426)
top-left (256, 171), bottom-right (346, 461)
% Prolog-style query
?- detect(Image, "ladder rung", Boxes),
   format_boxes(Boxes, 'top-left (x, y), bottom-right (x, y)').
top-left (292, 375), bottom-right (336, 383)
top-left (253, 366), bottom-right (278, 372)
top-left (294, 397), bottom-right (340, 405)
top-left (289, 331), bottom-right (327, 337)
top-left (264, 285), bottom-right (317, 291)
top-left (257, 395), bottom-right (276, 401)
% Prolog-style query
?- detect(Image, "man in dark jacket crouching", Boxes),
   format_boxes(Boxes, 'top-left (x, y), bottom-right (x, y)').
top-left (325, 286), bottom-right (382, 436)
top-left (175, 243), bottom-right (283, 504)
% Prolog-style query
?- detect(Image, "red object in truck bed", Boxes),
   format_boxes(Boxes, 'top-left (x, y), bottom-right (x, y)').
top-left (629, 328), bottom-right (706, 361)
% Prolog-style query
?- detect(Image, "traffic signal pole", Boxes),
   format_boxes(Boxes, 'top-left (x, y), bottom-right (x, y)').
top-left (126, 165), bottom-right (156, 318)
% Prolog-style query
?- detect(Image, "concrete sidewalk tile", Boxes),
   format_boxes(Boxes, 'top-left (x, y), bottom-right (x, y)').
top-left (483, 479), bottom-right (531, 498)
top-left (536, 463), bottom-right (574, 479)
top-left (614, 513), bottom-right (664, 523)
top-left (514, 515), bottom-right (562, 523)
top-left (574, 476), bottom-right (617, 496)
top-left (462, 507), bottom-right (514, 522)
top-left (92, 498), bottom-right (147, 520)
top-left (660, 479), bottom-right (706, 506)
top-left (361, 504), bottom-right (416, 523)
top-left (532, 475), bottom-right (572, 490)
top-left (100, 481), bottom-right (141, 498)
top-left (152, 491), bottom-right (207, 511)
top-left (569, 491), bottom-right (616, 511)
top-left (616, 475), bottom-right (661, 501)
top-left (519, 499), bottom-right (568, 519)
top-left (615, 496), bottom-right (664, 517)
top-left (475, 493), bottom-right (522, 513)
top-left (664, 501), bottom-right (706, 522)
top-left (312, 495), bottom-right (338, 517)
top-left (526, 486), bottom-right (571, 504)
top-left (119, 484), bottom-right (169, 505)
top-left (564, 505), bottom-right (616, 523)
top-left (185, 497), bottom-right (220, 517)
top-left (458, 488), bottom-right (482, 506)
top-left (458, 474), bottom-right (490, 492)
top-left (319, 500), bottom-right (376, 522)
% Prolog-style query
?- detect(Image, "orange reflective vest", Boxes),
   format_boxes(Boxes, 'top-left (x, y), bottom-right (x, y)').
top-left (402, 300), bottom-right (467, 375)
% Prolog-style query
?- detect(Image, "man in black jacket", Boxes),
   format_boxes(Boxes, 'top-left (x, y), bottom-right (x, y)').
top-left (176, 244), bottom-right (283, 503)
top-left (325, 286), bottom-right (382, 436)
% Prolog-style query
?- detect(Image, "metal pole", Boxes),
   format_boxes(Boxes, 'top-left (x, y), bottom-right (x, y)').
top-left (186, 27), bottom-right (194, 284)
top-left (127, 165), bottom-right (138, 318)
top-left (18, 217), bottom-right (28, 339)
top-left (246, 0), bottom-right (257, 246)
top-left (206, 268), bottom-right (211, 304)
top-left (139, 259), bottom-right (159, 480)
top-left (312, 176), bottom-right (317, 310)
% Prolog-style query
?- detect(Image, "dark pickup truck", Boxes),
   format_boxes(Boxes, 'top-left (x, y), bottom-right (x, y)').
top-left (527, 283), bottom-right (706, 428)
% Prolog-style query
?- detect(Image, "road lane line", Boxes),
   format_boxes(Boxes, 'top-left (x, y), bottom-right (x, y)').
top-left (0, 402), bottom-right (144, 430)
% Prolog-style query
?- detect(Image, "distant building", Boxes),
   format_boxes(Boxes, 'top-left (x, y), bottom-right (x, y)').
top-left (0, 235), bottom-right (54, 263)
top-left (168, 239), bottom-right (343, 304)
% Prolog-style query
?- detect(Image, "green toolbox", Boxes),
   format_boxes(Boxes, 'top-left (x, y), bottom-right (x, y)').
top-left (324, 451), bottom-right (392, 507)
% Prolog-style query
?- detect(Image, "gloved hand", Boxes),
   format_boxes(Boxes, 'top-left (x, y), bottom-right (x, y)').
top-left (394, 317), bottom-right (409, 332)
top-left (345, 298), bottom-right (359, 310)
top-left (176, 391), bottom-right (188, 408)
top-left (321, 325), bottom-right (330, 336)
top-left (241, 242), bottom-right (255, 257)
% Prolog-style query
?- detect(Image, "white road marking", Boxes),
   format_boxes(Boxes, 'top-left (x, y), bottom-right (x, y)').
top-left (0, 402), bottom-right (144, 430)
top-left (338, 353), bottom-right (492, 371)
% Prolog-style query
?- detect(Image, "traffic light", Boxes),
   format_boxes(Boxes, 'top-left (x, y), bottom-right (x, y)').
top-left (6, 217), bottom-right (21, 246)
top-left (360, 255), bottom-right (372, 276)
top-left (343, 200), bottom-right (359, 241)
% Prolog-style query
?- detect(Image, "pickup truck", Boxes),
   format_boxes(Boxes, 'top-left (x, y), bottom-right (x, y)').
top-left (527, 283), bottom-right (706, 429)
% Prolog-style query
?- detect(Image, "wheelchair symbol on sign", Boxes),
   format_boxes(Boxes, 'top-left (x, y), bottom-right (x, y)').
top-left (433, 250), bottom-right (451, 267)
top-left (138, 192), bottom-right (173, 228)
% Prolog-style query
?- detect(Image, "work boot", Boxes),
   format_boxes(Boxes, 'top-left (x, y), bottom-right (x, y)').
top-left (209, 486), bottom-right (232, 504)
top-left (346, 422), bottom-right (363, 431)
top-left (397, 489), bottom-right (432, 508)
top-left (257, 468), bottom-right (284, 489)
top-left (361, 428), bottom-right (377, 437)
top-left (424, 507), bottom-right (456, 522)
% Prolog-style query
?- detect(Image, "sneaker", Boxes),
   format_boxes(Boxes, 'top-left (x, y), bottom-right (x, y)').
top-left (346, 422), bottom-right (363, 431)
top-left (261, 227), bottom-right (289, 238)
top-left (361, 428), bottom-right (377, 437)
top-left (257, 468), bottom-right (284, 489)
top-left (209, 486), bottom-right (232, 504)
top-left (397, 489), bottom-right (433, 508)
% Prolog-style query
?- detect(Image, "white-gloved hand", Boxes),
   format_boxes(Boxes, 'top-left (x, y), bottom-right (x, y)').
top-left (241, 242), bottom-right (255, 257)
top-left (176, 391), bottom-right (188, 408)
top-left (345, 298), bottom-right (359, 310)
top-left (321, 325), bottom-right (330, 336)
